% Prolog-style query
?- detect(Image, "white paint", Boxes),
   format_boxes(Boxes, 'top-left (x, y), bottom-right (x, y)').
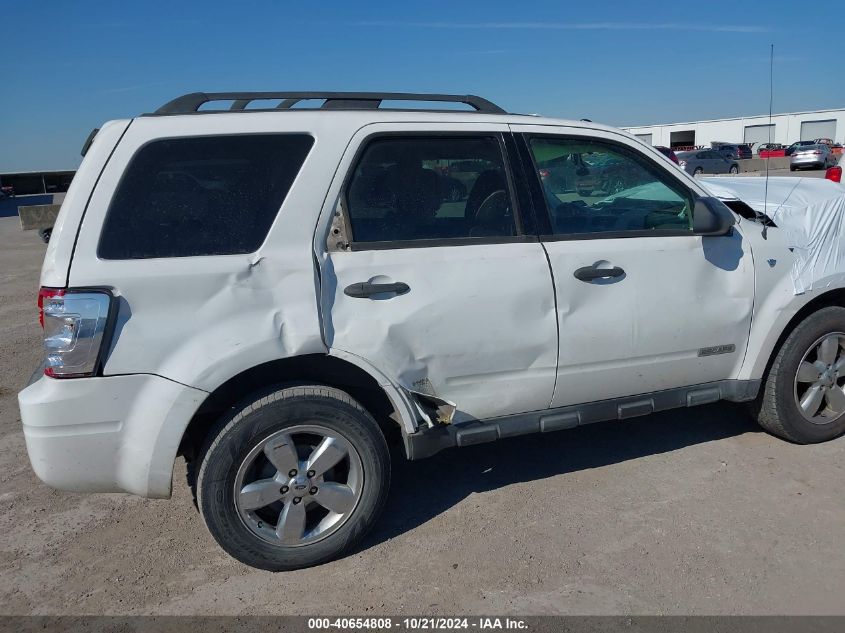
top-left (513, 123), bottom-right (753, 403)
top-left (19, 106), bottom-right (845, 500)
top-left (19, 373), bottom-right (206, 497)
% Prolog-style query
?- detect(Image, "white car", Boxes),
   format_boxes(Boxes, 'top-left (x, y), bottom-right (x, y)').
top-left (18, 91), bottom-right (845, 571)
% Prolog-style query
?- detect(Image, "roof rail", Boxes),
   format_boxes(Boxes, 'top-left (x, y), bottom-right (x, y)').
top-left (152, 92), bottom-right (506, 115)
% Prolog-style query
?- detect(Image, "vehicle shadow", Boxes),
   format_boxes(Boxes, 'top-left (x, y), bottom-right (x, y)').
top-left (360, 402), bottom-right (759, 549)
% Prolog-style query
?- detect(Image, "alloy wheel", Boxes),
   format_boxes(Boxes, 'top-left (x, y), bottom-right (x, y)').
top-left (793, 332), bottom-right (845, 423)
top-left (233, 424), bottom-right (363, 547)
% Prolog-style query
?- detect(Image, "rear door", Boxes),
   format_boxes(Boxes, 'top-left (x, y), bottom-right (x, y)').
top-left (317, 124), bottom-right (558, 423)
top-left (708, 151), bottom-right (729, 173)
top-left (511, 123), bottom-right (754, 407)
top-left (697, 151), bottom-right (714, 173)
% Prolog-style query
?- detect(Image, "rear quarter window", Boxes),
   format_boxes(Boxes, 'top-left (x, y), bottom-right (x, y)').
top-left (98, 134), bottom-right (314, 259)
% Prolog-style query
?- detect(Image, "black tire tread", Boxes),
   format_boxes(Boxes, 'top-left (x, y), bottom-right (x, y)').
top-left (754, 306), bottom-right (845, 443)
top-left (196, 384), bottom-right (389, 571)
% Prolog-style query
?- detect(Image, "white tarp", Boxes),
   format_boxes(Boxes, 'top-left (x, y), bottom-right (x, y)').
top-left (699, 177), bottom-right (845, 294)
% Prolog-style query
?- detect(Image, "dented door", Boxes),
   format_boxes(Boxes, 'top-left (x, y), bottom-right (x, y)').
top-left (319, 126), bottom-right (558, 423)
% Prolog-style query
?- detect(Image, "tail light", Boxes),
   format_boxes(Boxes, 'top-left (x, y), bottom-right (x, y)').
top-left (539, 168), bottom-right (550, 180)
top-left (827, 166), bottom-right (842, 183)
top-left (38, 287), bottom-right (112, 378)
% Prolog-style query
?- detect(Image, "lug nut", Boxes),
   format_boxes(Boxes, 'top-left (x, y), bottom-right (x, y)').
top-left (288, 469), bottom-right (297, 477)
top-left (309, 486), bottom-right (318, 495)
top-left (280, 485), bottom-right (289, 494)
top-left (307, 470), bottom-right (315, 478)
top-left (292, 497), bottom-right (302, 504)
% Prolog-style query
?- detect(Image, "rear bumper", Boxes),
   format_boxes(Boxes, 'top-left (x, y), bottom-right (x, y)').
top-left (791, 158), bottom-right (824, 168)
top-left (18, 373), bottom-right (207, 498)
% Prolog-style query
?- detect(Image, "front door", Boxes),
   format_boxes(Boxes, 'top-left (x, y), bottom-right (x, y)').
top-left (319, 126), bottom-right (558, 423)
top-left (512, 124), bottom-right (755, 408)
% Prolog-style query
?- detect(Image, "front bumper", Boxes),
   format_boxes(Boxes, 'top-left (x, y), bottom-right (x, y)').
top-left (19, 373), bottom-right (207, 498)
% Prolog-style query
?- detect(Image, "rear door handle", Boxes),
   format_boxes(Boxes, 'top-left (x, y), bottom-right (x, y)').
top-left (344, 281), bottom-right (410, 298)
top-left (573, 266), bottom-right (625, 282)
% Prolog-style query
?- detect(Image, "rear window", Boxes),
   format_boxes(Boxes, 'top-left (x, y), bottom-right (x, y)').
top-left (98, 134), bottom-right (314, 259)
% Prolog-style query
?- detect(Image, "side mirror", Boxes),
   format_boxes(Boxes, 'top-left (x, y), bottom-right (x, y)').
top-left (693, 197), bottom-right (735, 236)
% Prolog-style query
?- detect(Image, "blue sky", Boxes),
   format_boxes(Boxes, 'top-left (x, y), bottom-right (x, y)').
top-left (1, 0), bottom-right (841, 171)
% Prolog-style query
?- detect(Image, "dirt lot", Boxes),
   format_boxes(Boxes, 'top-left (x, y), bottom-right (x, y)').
top-left (1, 215), bottom-right (844, 616)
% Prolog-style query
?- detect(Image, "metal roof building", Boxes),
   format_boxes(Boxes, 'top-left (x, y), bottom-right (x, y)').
top-left (621, 107), bottom-right (845, 150)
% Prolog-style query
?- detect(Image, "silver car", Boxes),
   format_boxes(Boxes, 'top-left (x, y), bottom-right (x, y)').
top-left (676, 149), bottom-right (739, 176)
top-left (790, 144), bottom-right (836, 171)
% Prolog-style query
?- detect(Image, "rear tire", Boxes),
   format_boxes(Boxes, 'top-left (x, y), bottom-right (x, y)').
top-left (197, 385), bottom-right (390, 571)
top-left (751, 307), bottom-right (845, 444)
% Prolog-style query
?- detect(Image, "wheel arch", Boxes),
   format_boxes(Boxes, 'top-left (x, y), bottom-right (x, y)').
top-left (178, 353), bottom-right (419, 468)
top-left (756, 287), bottom-right (845, 383)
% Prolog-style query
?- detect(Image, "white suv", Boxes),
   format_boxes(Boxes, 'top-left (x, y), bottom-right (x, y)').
top-left (18, 92), bottom-right (845, 571)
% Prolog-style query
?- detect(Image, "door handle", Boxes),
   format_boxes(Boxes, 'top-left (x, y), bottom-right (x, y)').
top-left (573, 266), bottom-right (625, 282)
top-left (344, 281), bottom-right (410, 298)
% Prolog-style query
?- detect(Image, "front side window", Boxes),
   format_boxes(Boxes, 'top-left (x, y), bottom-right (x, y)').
top-left (345, 136), bottom-right (517, 243)
top-left (99, 134), bottom-right (314, 259)
top-left (529, 137), bottom-right (694, 236)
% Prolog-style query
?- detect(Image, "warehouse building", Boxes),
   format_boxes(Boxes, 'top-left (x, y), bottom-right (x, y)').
top-left (0, 170), bottom-right (75, 196)
top-left (622, 107), bottom-right (845, 150)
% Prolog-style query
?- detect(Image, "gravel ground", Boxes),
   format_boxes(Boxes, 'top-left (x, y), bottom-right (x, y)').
top-left (0, 215), bottom-right (844, 616)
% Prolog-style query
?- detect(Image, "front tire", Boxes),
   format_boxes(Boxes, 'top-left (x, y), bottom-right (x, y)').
top-left (693, 167), bottom-right (703, 176)
top-left (752, 307), bottom-right (845, 443)
top-left (729, 165), bottom-right (739, 174)
top-left (197, 385), bottom-right (390, 571)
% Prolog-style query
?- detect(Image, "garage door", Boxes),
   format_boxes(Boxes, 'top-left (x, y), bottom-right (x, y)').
top-left (744, 124), bottom-right (775, 146)
top-left (635, 133), bottom-right (653, 145)
top-left (800, 120), bottom-right (836, 141)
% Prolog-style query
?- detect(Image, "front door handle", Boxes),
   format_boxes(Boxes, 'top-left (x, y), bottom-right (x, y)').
top-left (344, 281), bottom-right (410, 298)
top-left (573, 266), bottom-right (625, 282)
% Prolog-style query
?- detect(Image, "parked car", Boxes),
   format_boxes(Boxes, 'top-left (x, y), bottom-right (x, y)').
top-left (712, 143), bottom-right (752, 160)
top-left (790, 144), bottom-right (837, 171)
top-left (654, 145), bottom-right (679, 164)
top-left (18, 90), bottom-right (845, 573)
top-left (826, 153), bottom-right (844, 183)
top-left (677, 150), bottom-right (739, 175)
top-left (757, 143), bottom-right (784, 154)
top-left (785, 140), bottom-right (817, 156)
top-left (0, 185), bottom-right (14, 198)
top-left (814, 138), bottom-right (834, 147)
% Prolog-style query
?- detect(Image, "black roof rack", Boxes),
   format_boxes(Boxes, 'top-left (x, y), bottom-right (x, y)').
top-left (152, 91), bottom-right (506, 115)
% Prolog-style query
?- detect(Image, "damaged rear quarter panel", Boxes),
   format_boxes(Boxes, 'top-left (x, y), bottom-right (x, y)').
top-left (66, 114), bottom-right (353, 391)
